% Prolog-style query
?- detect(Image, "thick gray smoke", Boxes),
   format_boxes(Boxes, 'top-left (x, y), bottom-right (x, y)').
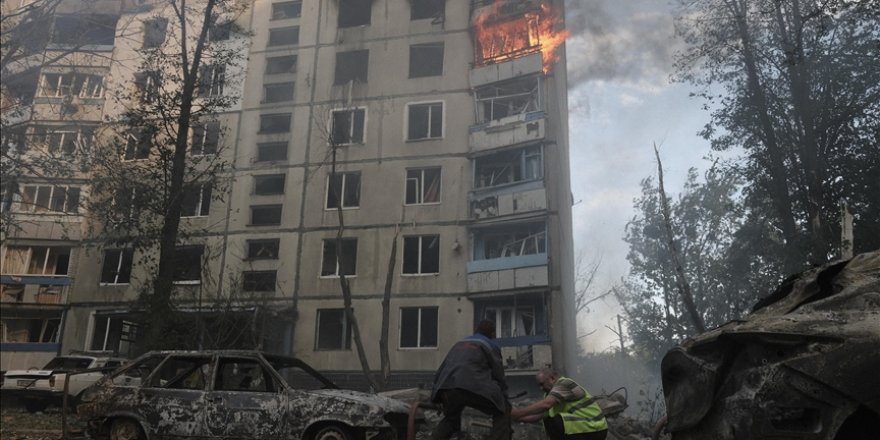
top-left (564, 0), bottom-right (681, 90)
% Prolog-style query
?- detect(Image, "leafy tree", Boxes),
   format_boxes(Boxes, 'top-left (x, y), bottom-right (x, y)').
top-left (674, 0), bottom-right (880, 269)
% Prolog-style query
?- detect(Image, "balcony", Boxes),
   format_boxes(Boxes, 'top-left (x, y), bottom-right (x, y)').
top-left (470, 181), bottom-right (546, 219)
top-left (0, 275), bottom-right (70, 305)
top-left (470, 111), bottom-right (545, 153)
top-left (467, 221), bottom-right (549, 291)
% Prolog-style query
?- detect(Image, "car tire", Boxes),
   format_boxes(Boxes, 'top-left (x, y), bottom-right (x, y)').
top-left (311, 424), bottom-right (354, 440)
top-left (110, 418), bottom-right (144, 440)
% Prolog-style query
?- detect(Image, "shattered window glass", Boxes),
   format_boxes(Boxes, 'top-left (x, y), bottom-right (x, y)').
top-left (180, 184), bottom-right (212, 217)
top-left (338, 0), bottom-right (371, 28)
top-left (250, 204), bottom-right (283, 225)
top-left (150, 356), bottom-right (212, 390)
top-left (475, 223), bottom-right (546, 260)
top-left (216, 358), bottom-right (278, 392)
top-left (475, 76), bottom-right (542, 123)
top-left (400, 307), bottom-right (438, 348)
top-left (409, 42), bottom-right (444, 78)
top-left (405, 167), bottom-right (441, 205)
top-left (334, 50), bottom-right (369, 85)
top-left (100, 248), bottom-right (133, 284)
top-left (172, 245), bottom-right (204, 282)
top-left (411, 0), bottom-right (445, 20)
top-left (403, 235), bottom-right (440, 274)
top-left (111, 354), bottom-right (164, 386)
top-left (246, 239), bottom-right (280, 260)
top-left (242, 270), bottom-right (277, 292)
top-left (474, 145), bottom-right (543, 188)
top-left (316, 309), bottom-right (352, 350)
top-left (321, 238), bottom-right (357, 277)
top-left (124, 127), bottom-right (154, 160)
top-left (326, 172), bottom-right (360, 209)
top-left (407, 102), bottom-right (443, 140)
top-left (330, 108), bottom-right (366, 145)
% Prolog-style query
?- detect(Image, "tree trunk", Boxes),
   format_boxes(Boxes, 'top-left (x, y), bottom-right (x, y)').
top-left (379, 226), bottom-right (399, 389)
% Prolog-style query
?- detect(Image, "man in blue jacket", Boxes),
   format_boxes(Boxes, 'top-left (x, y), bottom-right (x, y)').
top-left (430, 320), bottom-right (512, 440)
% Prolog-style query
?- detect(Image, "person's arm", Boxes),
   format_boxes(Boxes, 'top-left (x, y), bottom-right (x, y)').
top-left (511, 395), bottom-right (558, 422)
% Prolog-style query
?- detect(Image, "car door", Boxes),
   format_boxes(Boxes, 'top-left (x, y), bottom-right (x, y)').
top-left (138, 355), bottom-right (212, 439)
top-left (204, 356), bottom-right (287, 439)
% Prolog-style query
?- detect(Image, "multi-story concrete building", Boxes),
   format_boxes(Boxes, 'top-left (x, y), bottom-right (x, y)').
top-left (1, 0), bottom-right (576, 391)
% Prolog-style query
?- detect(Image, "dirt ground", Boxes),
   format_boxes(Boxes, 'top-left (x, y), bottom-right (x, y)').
top-left (0, 405), bottom-right (65, 440)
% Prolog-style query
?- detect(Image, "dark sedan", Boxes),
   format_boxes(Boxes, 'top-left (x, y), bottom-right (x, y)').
top-left (77, 350), bottom-right (412, 440)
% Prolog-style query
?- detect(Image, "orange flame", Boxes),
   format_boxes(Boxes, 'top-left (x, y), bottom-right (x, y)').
top-left (473, 1), bottom-right (570, 73)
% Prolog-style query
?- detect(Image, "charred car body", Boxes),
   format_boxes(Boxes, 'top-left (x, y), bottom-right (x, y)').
top-left (661, 251), bottom-right (880, 439)
top-left (77, 350), bottom-right (412, 440)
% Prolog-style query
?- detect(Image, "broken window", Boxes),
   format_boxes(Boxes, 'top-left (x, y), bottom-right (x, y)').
top-left (326, 171), bottom-right (360, 209)
top-left (403, 235), bottom-right (439, 274)
top-left (208, 20), bottom-right (233, 41)
top-left (400, 306), bottom-right (438, 348)
top-left (475, 76), bottom-right (542, 123)
top-left (151, 356), bottom-right (213, 390)
top-left (1, 246), bottom-right (71, 275)
top-left (51, 15), bottom-right (117, 46)
top-left (474, 145), bottom-right (543, 189)
top-left (125, 127), bottom-right (154, 160)
top-left (272, 1), bottom-right (302, 20)
top-left (264, 82), bottom-right (295, 103)
top-left (256, 142), bottom-right (288, 161)
top-left (215, 358), bottom-right (275, 392)
top-left (17, 185), bottom-right (80, 214)
top-left (243, 270), bottom-right (277, 292)
top-left (1, 318), bottom-right (61, 343)
top-left (32, 126), bottom-right (95, 155)
top-left (135, 70), bottom-right (161, 104)
top-left (321, 238), bottom-right (357, 277)
top-left (407, 102), bottom-right (443, 140)
top-left (180, 184), bottom-right (211, 217)
top-left (409, 42), bottom-right (444, 78)
top-left (330, 108), bottom-right (366, 145)
top-left (40, 73), bottom-right (104, 98)
top-left (315, 308), bottom-right (351, 350)
top-left (406, 167), bottom-right (441, 205)
top-left (100, 248), bottom-right (134, 284)
top-left (484, 306), bottom-right (535, 338)
top-left (254, 174), bottom-right (286, 195)
top-left (473, 9), bottom-right (540, 66)
top-left (334, 50), bottom-right (369, 85)
top-left (266, 55), bottom-right (297, 74)
top-left (191, 120), bottom-right (220, 155)
top-left (199, 64), bottom-right (226, 97)
top-left (0, 182), bottom-right (13, 213)
top-left (142, 17), bottom-right (168, 48)
top-left (250, 204), bottom-right (283, 225)
top-left (110, 354), bottom-right (163, 385)
top-left (268, 25), bottom-right (300, 46)
top-left (111, 187), bottom-right (140, 225)
top-left (259, 113), bottom-right (291, 133)
top-left (246, 239), bottom-right (280, 260)
top-left (172, 245), bottom-right (204, 283)
top-left (474, 222), bottom-right (546, 261)
top-left (411, 0), bottom-right (445, 20)
top-left (338, 0), bottom-right (371, 28)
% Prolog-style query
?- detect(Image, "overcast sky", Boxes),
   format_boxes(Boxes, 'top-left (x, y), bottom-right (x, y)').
top-left (563, 0), bottom-right (721, 351)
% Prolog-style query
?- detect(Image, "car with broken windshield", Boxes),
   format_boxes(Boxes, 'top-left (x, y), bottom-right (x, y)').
top-left (77, 350), bottom-right (412, 440)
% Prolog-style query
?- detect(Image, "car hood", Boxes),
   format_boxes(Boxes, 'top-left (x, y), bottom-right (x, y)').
top-left (309, 388), bottom-right (411, 413)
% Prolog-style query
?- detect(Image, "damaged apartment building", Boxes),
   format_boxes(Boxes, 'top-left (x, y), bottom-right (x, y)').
top-left (1, 0), bottom-right (577, 390)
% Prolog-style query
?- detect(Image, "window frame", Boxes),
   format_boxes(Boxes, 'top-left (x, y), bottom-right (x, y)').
top-left (199, 64), bottom-right (226, 97)
top-left (242, 270), bottom-right (278, 292)
top-left (250, 204), bottom-right (283, 226)
top-left (328, 107), bottom-right (366, 146)
top-left (315, 308), bottom-right (352, 351)
top-left (337, 0), bottom-right (371, 28)
top-left (191, 120), bottom-right (220, 156)
top-left (263, 82), bottom-right (295, 103)
top-left (142, 17), bottom-right (168, 48)
top-left (405, 167), bottom-right (441, 205)
top-left (411, 0), bottom-right (445, 21)
top-left (402, 235), bottom-right (440, 275)
top-left (172, 245), bottom-right (204, 284)
top-left (180, 184), bottom-right (212, 218)
top-left (254, 174), bottom-right (286, 195)
top-left (256, 142), bottom-right (288, 162)
top-left (271, 1), bottom-right (302, 20)
top-left (324, 171), bottom-right (361, 210)
top-left (473, 145), bottom-right (544, 189)
top-left (333, 50), bottom-right (369, 85)
top-left (99, 248), bottom-right (134, 285)
top-left (399, 306), bottom-right (439, 349)
top-left (265, 55), bottom-right (297, 74)
top-left (409, 42), bottom-right (444, 78)
top-left (16, 184), bottom-right (81, 214)
top-left (267, 25), bottom-right (300, 46)
top-left (259, 113), bottom-right (292, 133)
top-left (405, 101), bottom-right (444, 141)
top-left (245, 239), bottom-right (280, 260)
top-left (320, 238), bottom-right (358, 278)
top-left (39, 72), bottom-right (104, 98)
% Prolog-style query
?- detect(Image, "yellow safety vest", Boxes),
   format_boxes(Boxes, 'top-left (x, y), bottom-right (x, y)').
top-left (546, 377), bottom-right (608, 435)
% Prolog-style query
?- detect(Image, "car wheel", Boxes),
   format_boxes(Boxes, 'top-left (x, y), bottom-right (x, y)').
top-left (311, 424), bottom-right (354, 440)
top-left (110, 418), bottom-right (144, 440)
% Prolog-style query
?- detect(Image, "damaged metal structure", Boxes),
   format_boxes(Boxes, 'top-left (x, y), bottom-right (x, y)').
top-left (77, 350), bottom-right (414, 440)
top-left (660, 251), bottom-right (880, 439)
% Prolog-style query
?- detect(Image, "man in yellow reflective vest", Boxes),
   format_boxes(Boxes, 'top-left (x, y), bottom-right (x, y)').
top-left (511, 367), bottom-right (608, 440)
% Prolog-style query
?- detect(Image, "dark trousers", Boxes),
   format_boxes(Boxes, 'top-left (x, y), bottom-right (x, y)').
top-left (430, 388), bottom-right (512, 440)
top-left (543, 416), bottom-right (607, 440)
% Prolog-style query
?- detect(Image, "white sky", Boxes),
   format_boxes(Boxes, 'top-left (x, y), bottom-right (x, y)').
top-left (564, 0), bottom-right (719, 352)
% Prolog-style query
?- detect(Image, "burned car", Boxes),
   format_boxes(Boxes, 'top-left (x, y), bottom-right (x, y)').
top-left (77, 350), bottom-right (412, 440)
top-left (661, 251), bottom-right (880, 439)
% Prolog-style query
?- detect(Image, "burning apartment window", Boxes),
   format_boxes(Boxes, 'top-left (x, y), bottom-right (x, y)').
top-left (254, 174), bottom-right (286, 195)
top-left (17, 185), bottom-right (81, 214)
top-left (191, 120), bottom-right (220, 155)
top-left (264, 82), bottom-right (295, 103)
top-left (266, 55), bottom-right (297, 74)
top-left (250, 204), bottom-right (283, 225)
top-left (409, 42), bottom-right (444, 78)
top-left (259, 113), bottom-right (292, 133)
top-left (172, 245), bottom-right (204, 283)
top-left (326, 171), bottom-right (360, 209)
top-left (475, 76), bottom-right (542, 123)
top-left (474, 145), bottom-right (543, 189)
top-left (399, 306), bottom-right (438, 348)
top-left (246, 239), bottom-right (280, 260)
top-left (405, 167), bottom-right (441, 205)
top-left (180, 184), bottom-right (212, 217)
top-left (142, 17), bottom-right (168, 48)
top-left (1, 246), bottom-right (71, 275)
top-left (403, 235), bottom-right (439, 274)
top-left (337, 0), bottom-right (371, 28)
top-left (407, 102), bottom-right (443, 140)
top-left (268, 26), bottom-right (300, 46)
top-left (256, 142), bottom-right (288, 161)
top-left (124, 128), bottom-right (154, 160)
top-left (90, 316), bottom-right (139, 353)
top-left (334, 50), bottom-right (369, 85)
top-left (474, 223), bottom-right (546, 261)
top-left (199, 64), bottom-right (226, 97)
top-left (330, 108), bottom-right (366, 145)
top-left (100, 248), bottom-right (134, 284)
top-left (321, 238), bottom-right (358, 277)
top-left (484, 306), bottom-right (535, 338)
top-left (473, 5), bottom-right (541, 66)
top-left (51, 15), bottom-right (117, 46)
top-left (135, 70), bottom-right (161, 104)
top-left (242, 270), bottom-right (277, 292)
top-left (411, 0), bottom-right (445, 20)
top-left (272, 1), bottom-right (302, 20)
top-left (315, 308), bottom-right (351, 350)
top-left (40, 73), bottom-right (104, 98)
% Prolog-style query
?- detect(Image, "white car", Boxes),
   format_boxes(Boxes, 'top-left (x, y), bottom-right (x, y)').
top-left (1, 354), bottom-right (126, 412)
